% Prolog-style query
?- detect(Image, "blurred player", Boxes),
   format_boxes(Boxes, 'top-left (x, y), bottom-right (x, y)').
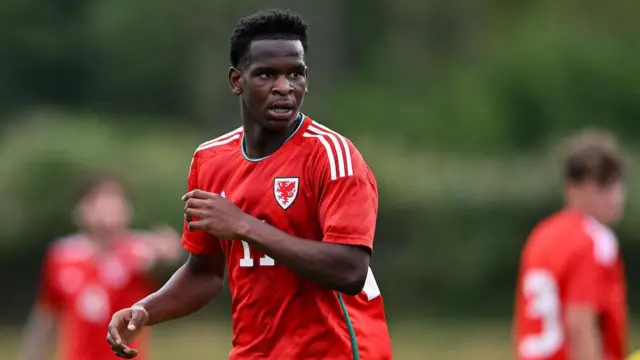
top-left (514, 129), bottom-right (628, 360)
top-left (106, 9), bottom-right (392, 360)
top-left (20, 173), bottom-right (182, 360)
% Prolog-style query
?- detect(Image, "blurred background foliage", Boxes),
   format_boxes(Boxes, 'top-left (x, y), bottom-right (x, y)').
top-left (1, 0), bottom-right (639, 328)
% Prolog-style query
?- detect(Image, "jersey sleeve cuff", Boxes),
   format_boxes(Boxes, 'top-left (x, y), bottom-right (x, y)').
top-left (181, 234), bottom-right (219, 255)
top-left (323, 233), bottom-right (373, 252)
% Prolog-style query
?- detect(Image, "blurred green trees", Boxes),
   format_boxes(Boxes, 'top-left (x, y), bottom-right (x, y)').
top-left (1, 1), bottom-right (639, 322)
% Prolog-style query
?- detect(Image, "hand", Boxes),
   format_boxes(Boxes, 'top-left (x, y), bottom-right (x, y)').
top-left (149, 224), bottom-right (182, 261)
top-left (106, 306), bottom-right (149, 358)
top-left (183, 190), bottom-right (249, 239)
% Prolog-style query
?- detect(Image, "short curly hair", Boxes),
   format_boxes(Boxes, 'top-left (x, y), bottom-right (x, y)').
top-left (229, 9), bottom-right (308, 68)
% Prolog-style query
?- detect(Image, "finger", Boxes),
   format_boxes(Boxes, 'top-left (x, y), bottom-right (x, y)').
top-left (128, 309), bottom-right (145, 331)
top-left (183, 189), bottom-right (216, 201)
top-left (181, 190), bottom-right (194, 201)
top-left (187, 220), bottom-right (206, 232)
top-left (182, 189), bottom-right (204, 201)
top-left (111, 344), bottom-right (128, 358)
top-left (185, 208), bottom-right (205, 219)
top-left (106, 333), bottom-right (119, 347)
top-left (185, 198), bottom-right (209, 210)
top-left (112, 345), bottom-right (138, 359)
top-left (107, 324), bottom-right (124, 345)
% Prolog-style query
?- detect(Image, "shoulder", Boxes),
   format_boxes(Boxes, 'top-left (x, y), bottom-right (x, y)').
top-left (580, 217), bottom-right (619, 266)
top-left (47, 234), bottom-right (95, 262)
top-left (524, 212), bottom-right (587, 259)
top-left (192, 126), bottom-right (243, 162)
top-left (301, 119), bottom-right (369, 181)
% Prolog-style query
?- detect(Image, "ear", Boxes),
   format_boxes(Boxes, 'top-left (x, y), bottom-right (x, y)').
top-left (229, 67), bottom-right (242, 95)
top-left (304, 66), bottom-right (309, 93)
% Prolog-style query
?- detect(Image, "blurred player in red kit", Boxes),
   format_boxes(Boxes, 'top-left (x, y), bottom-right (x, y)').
top-left (20, 173), bottom-right (182, 360)
top-left (514, 130), bottom-right (628, 360)
top-left (106, 9), bottom-right (392, 360)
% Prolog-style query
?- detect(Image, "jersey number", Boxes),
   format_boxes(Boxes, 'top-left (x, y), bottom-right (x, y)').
top-left (239, 241), bottom-right (275, 267)
top-left (518, 269), bottom-right (564, 358)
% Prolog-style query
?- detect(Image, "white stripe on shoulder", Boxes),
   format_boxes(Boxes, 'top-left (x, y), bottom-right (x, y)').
top-left (311, 121), bottom-right (353, 176)
top-left (303, 132), bottom-right (337, 180)
top-left (307, 125), bottom-right (346, 178)
top-left (195, 127), bottom-right (243, 153)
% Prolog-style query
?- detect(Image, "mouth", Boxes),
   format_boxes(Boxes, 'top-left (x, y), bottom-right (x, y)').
top-left (267, 101), bottom-right (295, 120)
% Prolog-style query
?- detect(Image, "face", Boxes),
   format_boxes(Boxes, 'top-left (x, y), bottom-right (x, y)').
top-left (229, 39), bottom-right (308, 131)
top-left (76, 181), bottom-right (132, 235)
top-left (568, 179), bottom-right (626, 225)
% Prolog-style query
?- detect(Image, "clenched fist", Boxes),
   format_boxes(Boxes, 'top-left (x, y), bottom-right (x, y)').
top-left (183, 190), bottom-right (251, 239)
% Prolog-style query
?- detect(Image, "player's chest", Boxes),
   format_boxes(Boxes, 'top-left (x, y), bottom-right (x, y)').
top-left (198, 154), bottom-right (317, 222)
top-left (52, 255), bottom-right (133, 298)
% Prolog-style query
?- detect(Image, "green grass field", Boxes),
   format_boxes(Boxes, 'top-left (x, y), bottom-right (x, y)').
top-left (2, 320), bottom-right (638, 359)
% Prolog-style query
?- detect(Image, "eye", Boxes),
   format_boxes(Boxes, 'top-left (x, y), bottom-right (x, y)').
top-left (258, 73), bottom-right (272, 79)
top-left (289, 72), bottom-right (302, 79)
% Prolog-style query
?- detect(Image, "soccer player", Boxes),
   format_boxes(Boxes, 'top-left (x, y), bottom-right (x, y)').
top-left (514, 129), bottom-right (628, 360)
top-left (20, 173), bottom-right (182, 360)
top-left (106, 9), bottom-right (392, 360)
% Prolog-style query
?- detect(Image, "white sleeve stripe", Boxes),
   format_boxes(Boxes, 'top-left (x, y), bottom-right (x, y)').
top-left (195, 134), bottom-right (241, 153)
top-left (303, 132), bottom-right (337, 180)
top-left (197, 127), bottom-right (243, 149)
top-left (311, 121), bottom-right (353, 176)
top-left (307, 125), bottom-right (346, 178)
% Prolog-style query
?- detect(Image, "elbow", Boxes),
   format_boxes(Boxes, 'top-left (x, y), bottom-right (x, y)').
top-left (198, 274), bottom-right (224, 301)
top-left (338, 268), bottom-right (368, 296)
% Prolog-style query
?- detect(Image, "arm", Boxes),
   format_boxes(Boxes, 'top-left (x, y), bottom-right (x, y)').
top-left (240, 219), bottom-right (370, 295)
top-left (138, 152), bottom-right (225, 325)
top-left (132, 226), bottom-right (186, 274)
top-left (19, 306), bottom-right (56, 360)
top-left (185, 141), bottom-right (377, 296)
top-left (241, 143), bottom-right (378, 295)
top-left (107, 154), bottom-right (224, 359)
top-left (20, 254), bottom-right (60, 360)
top-left (135, 252), bottom-right (224, 325)
top-left (565, 306), bottom-right (602, 360)
top-left (107, 253), bottom-right (224, 358)
top-left (564, 240), bottom-right (607, 360)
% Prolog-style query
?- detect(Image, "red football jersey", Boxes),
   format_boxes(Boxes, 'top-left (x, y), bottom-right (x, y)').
top-left (38, 233), bottom-right (156, 360)
top-left (182, 115), bottom-right (392, 360)
top-left (514, 209), bottom-right (628, 360)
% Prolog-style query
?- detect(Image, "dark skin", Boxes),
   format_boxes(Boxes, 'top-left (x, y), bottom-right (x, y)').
top-left (106, 39), bottom-right (370, 358)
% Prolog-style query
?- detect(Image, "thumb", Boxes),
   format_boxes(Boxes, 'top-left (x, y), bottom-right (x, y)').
top-left (127, 306), bottom-right (147, 331)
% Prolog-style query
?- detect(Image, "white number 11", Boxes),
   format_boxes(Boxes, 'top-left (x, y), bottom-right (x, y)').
top-left (240, 241), bottom-right (275, 267)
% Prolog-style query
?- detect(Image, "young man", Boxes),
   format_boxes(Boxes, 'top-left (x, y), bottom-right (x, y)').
top-left (20, 173), bottom-right (182, 360)
top-left (514, 130), bottom-right (628, 360)
top-left (106, 9), bottom-right (392, 360)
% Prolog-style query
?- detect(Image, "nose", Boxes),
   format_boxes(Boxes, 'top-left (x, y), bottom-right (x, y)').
top-left (272, 75), bottom-right (293, 95)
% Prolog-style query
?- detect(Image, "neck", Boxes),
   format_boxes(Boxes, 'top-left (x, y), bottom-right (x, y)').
top-left (242, 112), bottom-right (301, 159)
top-left (84, 229), bottom-right (126, 249)
top-left (565, 200), bottom-right (602, 222)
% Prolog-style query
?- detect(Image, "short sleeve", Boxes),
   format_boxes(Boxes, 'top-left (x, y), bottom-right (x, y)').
top-left (36, 252), bottom-right (63, 312)
top-left (315, 140), bottom-right (378, 251)
top-left (564, 239), bottom-right (604, 308)
top-left (181, 154), bottom-right (222, 255)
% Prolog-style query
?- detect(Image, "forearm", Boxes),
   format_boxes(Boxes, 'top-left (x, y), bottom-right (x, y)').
top-left (568, 326), bottom-right (602, 360)
top-left (20, 307), bottom-right (55, 360)
top-left (136, 262), bottom-right (223, 326)
top-left (239, 218), bottom-right (368, 295)
top-left (566, 308), bottom-right (603, 360)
